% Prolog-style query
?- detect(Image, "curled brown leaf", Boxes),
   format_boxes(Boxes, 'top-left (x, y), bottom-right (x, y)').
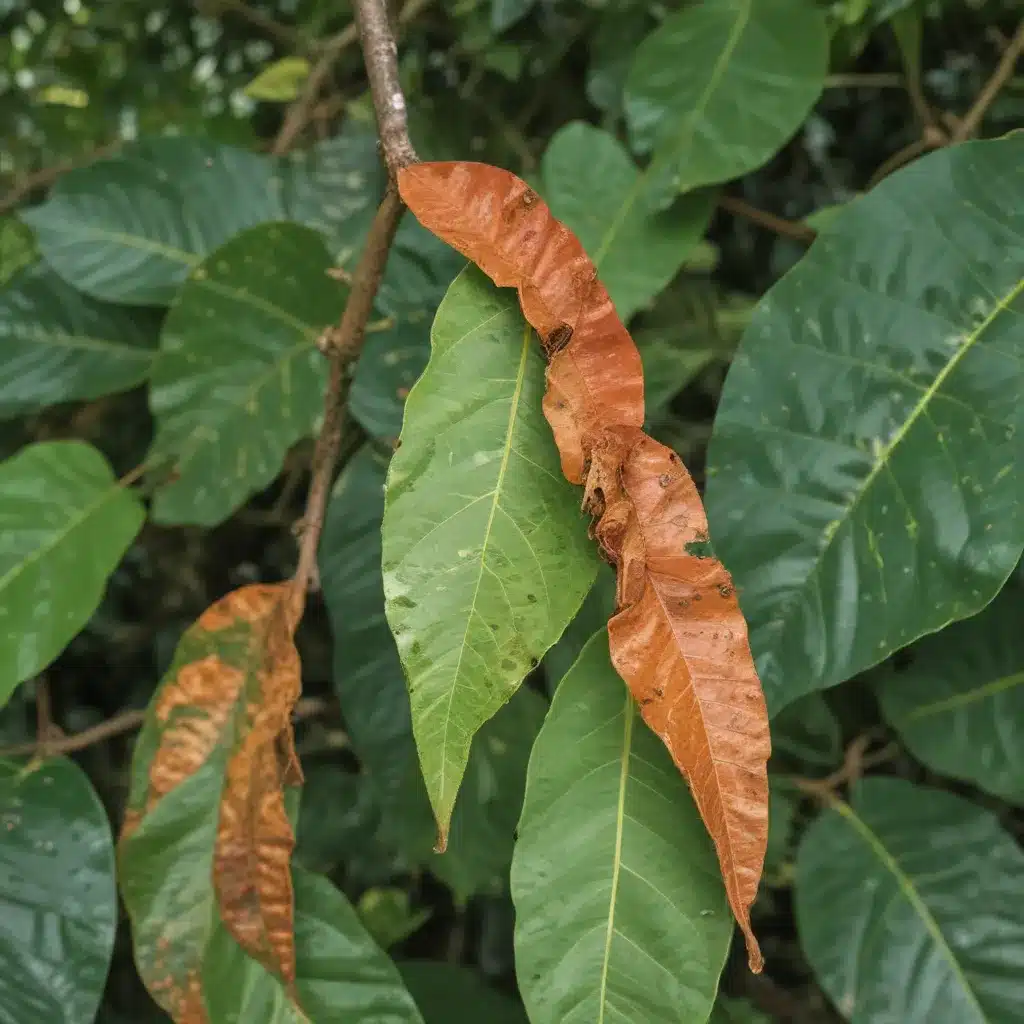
top-left (399, 161), bottom-right (770, 971)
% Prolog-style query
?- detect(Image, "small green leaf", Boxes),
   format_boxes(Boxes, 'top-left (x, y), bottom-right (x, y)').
top-left (200, 869), bottom-right (425, 1023)
top-left (705, 135), bottom-right (1024, 715)
top-left (875, 588), bottom-right (1024, 804)
top-left (399, 961), bottom-right (528, 1024)
top-left (0, 264), bottom-right (157, 418)
top-left (625, 0), bottom-right (828, 207)
top-left (382, 266), bottom-right (597, 842)
top-left (0, 757), bottom-right (117, 1024)
top-left (149, 222), bottom-right (346, 526)
top-left (0, 217), bottom-right (36, 284)
top-left (541, 121), bottom-right (715, 321)
top-left (512, 630), bottom-right (731, 1024)
top-left (244, 56), bottom-right (311, 102)
top-left (356, 887), bottom-right (431, 949)
top-left (769, 693), bottom-right (842, 770)
top-left (0, 441), bottom-right (144, 704)
top-left (796, 778), bottom-right (1024, 1023)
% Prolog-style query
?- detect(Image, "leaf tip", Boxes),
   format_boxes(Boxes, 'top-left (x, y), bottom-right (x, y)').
top-left (744, 928), bottom-right (764, 974)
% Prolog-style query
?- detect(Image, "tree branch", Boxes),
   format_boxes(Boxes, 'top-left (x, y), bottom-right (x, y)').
top-left (289, 0), bottom-right (419, 605)
top-left (0, 142), bottom-right (120, 216)
top-left (952, 18), bottom-right (1024, 143)
top-left (717, 194), bottom-right (817, 245)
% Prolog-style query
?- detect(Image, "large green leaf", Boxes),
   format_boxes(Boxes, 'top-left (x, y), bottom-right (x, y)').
top-left (200, 869), bottom-right (425, 1023)
top-left (381, 266), bottom-right (598, 841)
top-left (21, 130), bottom-right (385, 306)
top-left (149, 222), bottom-right (346, 526)
top-left (795, 778), bottom-right (1024, 1023)
top-left (0, 440), bottom-right (144, 704)
top-left (541, 121), bottom-right (714, 322)
top-left (399, 961), bottom-right (527, 1024)
top-left (624, 0), bottom-right (828, 207)
top-left (511, 631), bottom-right (731, 1024)
top-left (0, 757), bottom-right (117, 1024)
top-left (0, 264), bottom-right (157, 418)
top-left (704, 136), bottom-right (1024, 715)
top-left (874, 588), bottom-right (1024, 804)
top-left (322, 445), bottom-right (553, 896)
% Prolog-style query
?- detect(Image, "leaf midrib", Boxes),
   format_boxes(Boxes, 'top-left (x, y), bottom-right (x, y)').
top-left (0, 327), bottom-right (154, 358)
top-left (906, 669), bottom-right (1024, 720)
top-left (834, 796), bottom-right (990, 1023)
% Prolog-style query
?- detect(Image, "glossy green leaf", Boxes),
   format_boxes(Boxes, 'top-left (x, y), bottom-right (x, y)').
top-left (795, 778), bottom-right (1024, 1023)
top-left (0, 757), bottom-right (117, 1024)
top-left (705, 136), bottom-right (1024, 715)
top-left (625, 0), bottom-right (828, 207)
top-left (512, 630), bottom-right (731, 1024)
top-left (541, 121), bottom-right (715, 321)
top-left (322, 445), bottom-right (552, 896)
top-left (200, 869), bottom-right (425, 1023)
top-left (149, 222), bottom-right (345, 526)
top-left (399, 961), bottom-right (527, 1024)
top-left (0, 264), bottom-right (156, 418)
top-left (244, 56), bottom-right (311, 102)
top-left (874, 588), bottom-right (1024, 804)
top-left (0, 441), bottom-right (144, 704)
top-left (382, 265), bottom-right (598, 842)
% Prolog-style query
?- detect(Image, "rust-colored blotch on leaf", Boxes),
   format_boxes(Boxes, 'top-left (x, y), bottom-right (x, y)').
top-left (120, 582), bottom-right (305, 1019)
top-left (399, 161), bottom-right (771, 971)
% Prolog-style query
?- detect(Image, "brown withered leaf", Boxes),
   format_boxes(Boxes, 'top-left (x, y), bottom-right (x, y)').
top-left (399, 161), bottom-right (770, 971)
top-left (119, 582), bottom-right (305, 1021)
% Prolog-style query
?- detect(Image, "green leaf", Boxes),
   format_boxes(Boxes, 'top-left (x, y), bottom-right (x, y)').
top-left (625, 0), bottom-right (828, 207)
top-left (356, 887), bottom-right (431, 949)
top-left (0, 441), bottom-right (144, 704)
top-left (149, 222), bottom-right (345, 526)
top-left (511, 630), bottom-right (731, 1024)
top-left (764, 788), bottom-right (796, 879)
top-left (541, 121), bottom-right (715, 321)
top-left (635, 324), bottom-right (717, 420)
top-left (0, 757), bottom-right (117, 1024)
top-left (711, 995), bottom-right (774, 1024)
top-left (769, 694), bottom-right (842, 770)
top-left (399, 961), bottom-right (527, 1024)
top-left (0, 217), bottom-right (36, 284)
top-left (491, 0), bottom-right (536, 33)
top-left (874, 588), bottom-right (1024, 804)
top-left (704, 135), bottom-right (1024, 715)
top-left (795, 778), bottom-right (1024, 1023)
top-left (0, 264), bottom-right (157, 418)
top-left (381, 266), bottom-right (598, 842)
top-left (21, 139), bottom-right (285, 304)
top-left (200, 869), bottom-right (425, 1023)
top-left (244, 56), bottom-right (311, 102)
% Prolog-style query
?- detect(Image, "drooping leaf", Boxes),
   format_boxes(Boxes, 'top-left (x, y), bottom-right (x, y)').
top-left (148, 222), bottom-right (346, 526)
top-left (874, 588), bottom-right (1024, 804)
top-left (200, 868), bottom-right (425, 1023)
top-left (0, 440), bottom-right (144, 705)
top-left (399, 161), bottom-right (771, 969)
top-left (541, 121), bottom-right (715, 322)
top-left (624, 0), bottom-right (828, 207)
top-left (119, 582), bottom-right (305, 1019)
top-left (399, 961), bottom-right (527, 1024)
top-left (244, 57), bottom-right (311, 102)
top-left (0, 264), bottom-right (157, 418)
top-left (0, 757), bottom-right (117, 1024)
top-left (704, 135), bottom-right (1024, 715)
top-left (380, 263), bottom-right (598, 846)
top-left (795, 778), bottom-right (1024, 1023)
top-left (511, 631), bottom-right (732, 1024)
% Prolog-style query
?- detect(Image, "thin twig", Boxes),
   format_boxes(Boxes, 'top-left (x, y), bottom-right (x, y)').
top-left (289, 0), bottom-right (419, 604)
top-left (0, 142), bottom-right (119, 215)
top-left (0, 697), bottom-right (333, 760)
top-left (717, 194), bottom-right (817, 245)
top-left (34, 678), bottom-right (62, 756)
top-left (866, 134), bottom-right (940, 189)
top-left (196, 0), bottom-right (304, 49)
top-left (824, 72), bottom-right (904, 89)
top-left (952, 18), bottom-right (1024, 143)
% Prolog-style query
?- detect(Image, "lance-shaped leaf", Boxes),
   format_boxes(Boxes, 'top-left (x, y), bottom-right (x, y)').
top-left (381, 265), bottom-right (598, 846)
top-left (541, 121), bottom-right (715, 322)
top-left (624, 0), bottom-right (828, 208)
top-left (119, 582), bottom-right (305, 1020)
top-left (149, 222), bottom-right (346, 526)
top-left (0, 757), bottom-right (117, 1024)
top-left (0, 263), bottom-right (157, 418)
top-left (0, 440), bottom-right (144, 705)
top-left (874, 588), bottom-right (1024, 805)
top-left (795, 778), bottom-right (1024, 1023)
top-left (399, 161), bottom-right (770, 969)
top-left (512, 631), bottom-right (731, 1024)
top-left (704, 135), bottom-right (1024, 716)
